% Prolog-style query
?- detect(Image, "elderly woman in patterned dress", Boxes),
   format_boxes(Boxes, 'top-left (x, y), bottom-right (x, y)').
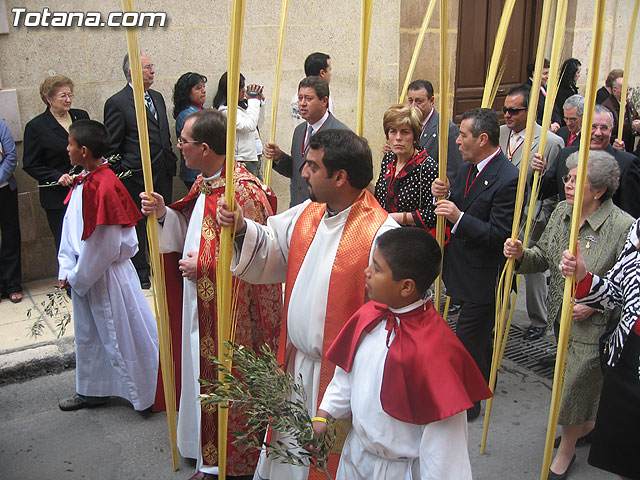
top-left (374, 104), bottom-right (438, 229)
top-left (561, 218), bottom-right (640, 480)
top-left (503, 150), bottom-right (634, 480)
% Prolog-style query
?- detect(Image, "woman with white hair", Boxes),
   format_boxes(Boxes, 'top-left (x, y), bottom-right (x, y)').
top-left (504, 150), bottom-right (634, 480)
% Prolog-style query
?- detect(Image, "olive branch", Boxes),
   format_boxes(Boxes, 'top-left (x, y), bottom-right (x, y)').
top-left (38, 154), bottom-right (131, 187)
top-left (199, 343), bottom-right (336, 480)
top-left (27, 286), bottom-right (72, 338)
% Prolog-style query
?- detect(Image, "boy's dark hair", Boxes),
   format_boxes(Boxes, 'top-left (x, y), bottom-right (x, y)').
top-left (308, 129), bottom-right (373, 189)
top-left (376, 228), bottom-right (441, 296)
top-left (304, 52), bottom-right (330, 77)
top-left (69, 119), bottom-right (110, 158)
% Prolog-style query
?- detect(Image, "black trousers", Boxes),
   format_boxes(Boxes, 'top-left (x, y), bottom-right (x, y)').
top-left (122, 172), bottom-right (173, 281)
top-left (455, 301), bottom-right (495, 381)
top-left (0, 185), bottom-right (22, 295)
top-left (45, 206), bottom-right (66, 254)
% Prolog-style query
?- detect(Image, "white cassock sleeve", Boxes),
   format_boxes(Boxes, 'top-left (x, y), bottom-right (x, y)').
top-left (420, 411), bottom-right (472, 480)
top-left (231, 201), bottom-right (307, 284)
top-left (67, 225), bottom-right (138, 297)
top-left (159, 207), bottom-right (189, 254)
top-left (319, 366), bottom-right (352, 419)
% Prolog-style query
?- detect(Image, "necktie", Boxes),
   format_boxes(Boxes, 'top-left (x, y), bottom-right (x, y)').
top-left (567, 133), bottom-right (577, 146)
top-left (509, 132), bottom-right (521, 152)
top-left (470, 164), bottom-right (478, 180)
top-left (145, 92), bottom-right (158, 120)
top-left (303, 124), bottom-right (313, 153)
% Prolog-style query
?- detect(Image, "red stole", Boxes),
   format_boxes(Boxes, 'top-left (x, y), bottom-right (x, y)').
top-left (276, 190), bottom-right (388, 479)
top-left (154, 164), bottom-right (281, 475)
top-left (64, 163), bottom-right (141, 240)
top-left (326, 301), bottom-right (493, 424)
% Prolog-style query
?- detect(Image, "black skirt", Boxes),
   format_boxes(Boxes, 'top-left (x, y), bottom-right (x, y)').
top-left (588, 331), bottom-right (640, 479)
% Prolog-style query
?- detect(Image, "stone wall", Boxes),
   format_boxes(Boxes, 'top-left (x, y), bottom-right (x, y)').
top-left (0, 0), bottom-right (399, 281)
top-left (2, 0), bottom-right (637, 282)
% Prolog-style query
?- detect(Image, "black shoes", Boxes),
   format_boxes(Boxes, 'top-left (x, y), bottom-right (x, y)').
top-left (140, 276), bottom-right (151, 289)
top-left (524, 325), bottom-right (546, 340)
top-left (548, 454), bottom-right (576, 480)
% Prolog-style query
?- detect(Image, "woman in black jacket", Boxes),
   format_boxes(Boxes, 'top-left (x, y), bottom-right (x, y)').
top-left (23, 75), bottom-right (89, 253)
top-left (554, 58), bottom-right (582, 127)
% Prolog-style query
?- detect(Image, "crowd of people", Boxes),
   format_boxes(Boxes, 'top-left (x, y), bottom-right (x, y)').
top-left (3, 49), bottom-right (640, 480)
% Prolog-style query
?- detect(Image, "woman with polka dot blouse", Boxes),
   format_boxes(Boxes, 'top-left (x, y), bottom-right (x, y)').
top-left (374, 104), bottom-right (438, 229)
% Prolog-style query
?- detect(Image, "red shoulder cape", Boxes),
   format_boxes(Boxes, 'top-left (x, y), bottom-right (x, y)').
top-left (64, 163), bottom-right (142, 240)
top-left (325, 300), bottom-right (492, 424)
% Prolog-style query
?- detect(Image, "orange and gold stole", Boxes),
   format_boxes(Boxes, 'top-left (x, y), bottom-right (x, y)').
top-left (276, 189), bottom-right (389, 479)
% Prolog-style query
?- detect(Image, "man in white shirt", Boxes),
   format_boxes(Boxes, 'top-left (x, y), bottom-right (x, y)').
top-left (499, 84), bottom-right (563, 341)
top-left (268, 76), bottom-right (349, 207)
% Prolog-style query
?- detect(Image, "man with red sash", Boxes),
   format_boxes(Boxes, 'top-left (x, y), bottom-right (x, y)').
top-left (219, 129), bottom-right (398, 480)
top-left (141, 109), bottom-right (282, 480)
top-left (57, 119), bottom-right (159, 412)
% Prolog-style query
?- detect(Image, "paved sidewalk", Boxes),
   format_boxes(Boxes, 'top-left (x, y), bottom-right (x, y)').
top-left (0, 276), bottom-right (155, 384)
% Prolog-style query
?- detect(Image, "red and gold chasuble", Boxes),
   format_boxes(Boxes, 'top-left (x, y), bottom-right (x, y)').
top-left (276, 190), bottom-right (388, 479)
top-left (155, 164), bottom-right (282, 476)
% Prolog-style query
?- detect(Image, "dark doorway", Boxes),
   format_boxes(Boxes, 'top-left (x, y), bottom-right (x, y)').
top-left (454, 0), bottom-right (544, 122)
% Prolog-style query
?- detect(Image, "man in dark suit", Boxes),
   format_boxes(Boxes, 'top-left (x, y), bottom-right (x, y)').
top-left (601, 76), bottom-right (640, 153)
top-left (596, 68), bottom-right (622, 105)
top-left (406, 79), bottom-right (462, 181)
top-left (104, 53), bottom-right (177, 288)
top-left (267, 76), bottom-right (349, 207)
top-left (541, 104), bottom-right (640, 219)
top-left (432, 108), bottom-right (519, 420)
top-left (555, 94), bottom-right (584, 147)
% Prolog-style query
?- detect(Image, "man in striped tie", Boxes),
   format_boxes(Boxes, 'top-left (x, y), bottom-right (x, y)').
top-left (103, 53), bottom-right (177, 290)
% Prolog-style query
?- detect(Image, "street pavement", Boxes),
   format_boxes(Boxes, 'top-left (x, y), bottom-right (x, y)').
top-left (0, 277), bottom-right (618, 479)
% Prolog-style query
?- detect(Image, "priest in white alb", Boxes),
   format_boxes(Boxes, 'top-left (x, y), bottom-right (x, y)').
top-left (218, 129), bottom-right (398, 480)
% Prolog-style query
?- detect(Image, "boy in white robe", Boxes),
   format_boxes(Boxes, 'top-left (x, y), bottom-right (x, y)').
top-left (57, 119), bottom-right (159, 412)
top-left (312, 228), bottom-right (492, 480)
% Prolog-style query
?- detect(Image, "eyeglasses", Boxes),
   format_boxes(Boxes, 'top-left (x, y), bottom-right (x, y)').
top-left (56, 93), bottom-right (74, 100)
top-left (142, 64), bottom-right (155, 71)
top-left (561, 174), bottom-right (577, 185)
top-left (502, 106), bottom-right (527, 115)
top-left (591, 124), bottom-right (610, 132)
top-left (177, 136), bottom-right (201, 145)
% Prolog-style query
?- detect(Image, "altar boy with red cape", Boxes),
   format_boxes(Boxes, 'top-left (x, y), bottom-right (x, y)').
top-left (312, 228), bottom-right (492, 479)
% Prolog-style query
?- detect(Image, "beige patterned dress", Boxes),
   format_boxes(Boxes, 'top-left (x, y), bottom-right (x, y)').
top-left (518, 199), bottom-right (634, 424)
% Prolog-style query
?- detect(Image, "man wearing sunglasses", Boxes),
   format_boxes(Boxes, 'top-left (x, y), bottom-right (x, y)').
top-left (498, 84), bottom-right (564, 341)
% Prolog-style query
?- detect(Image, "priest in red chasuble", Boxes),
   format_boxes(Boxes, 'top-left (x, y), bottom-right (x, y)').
top-left (218, 129), bottom-right (398, 480)
top-left (141, 109), bottom-right (282, 480)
